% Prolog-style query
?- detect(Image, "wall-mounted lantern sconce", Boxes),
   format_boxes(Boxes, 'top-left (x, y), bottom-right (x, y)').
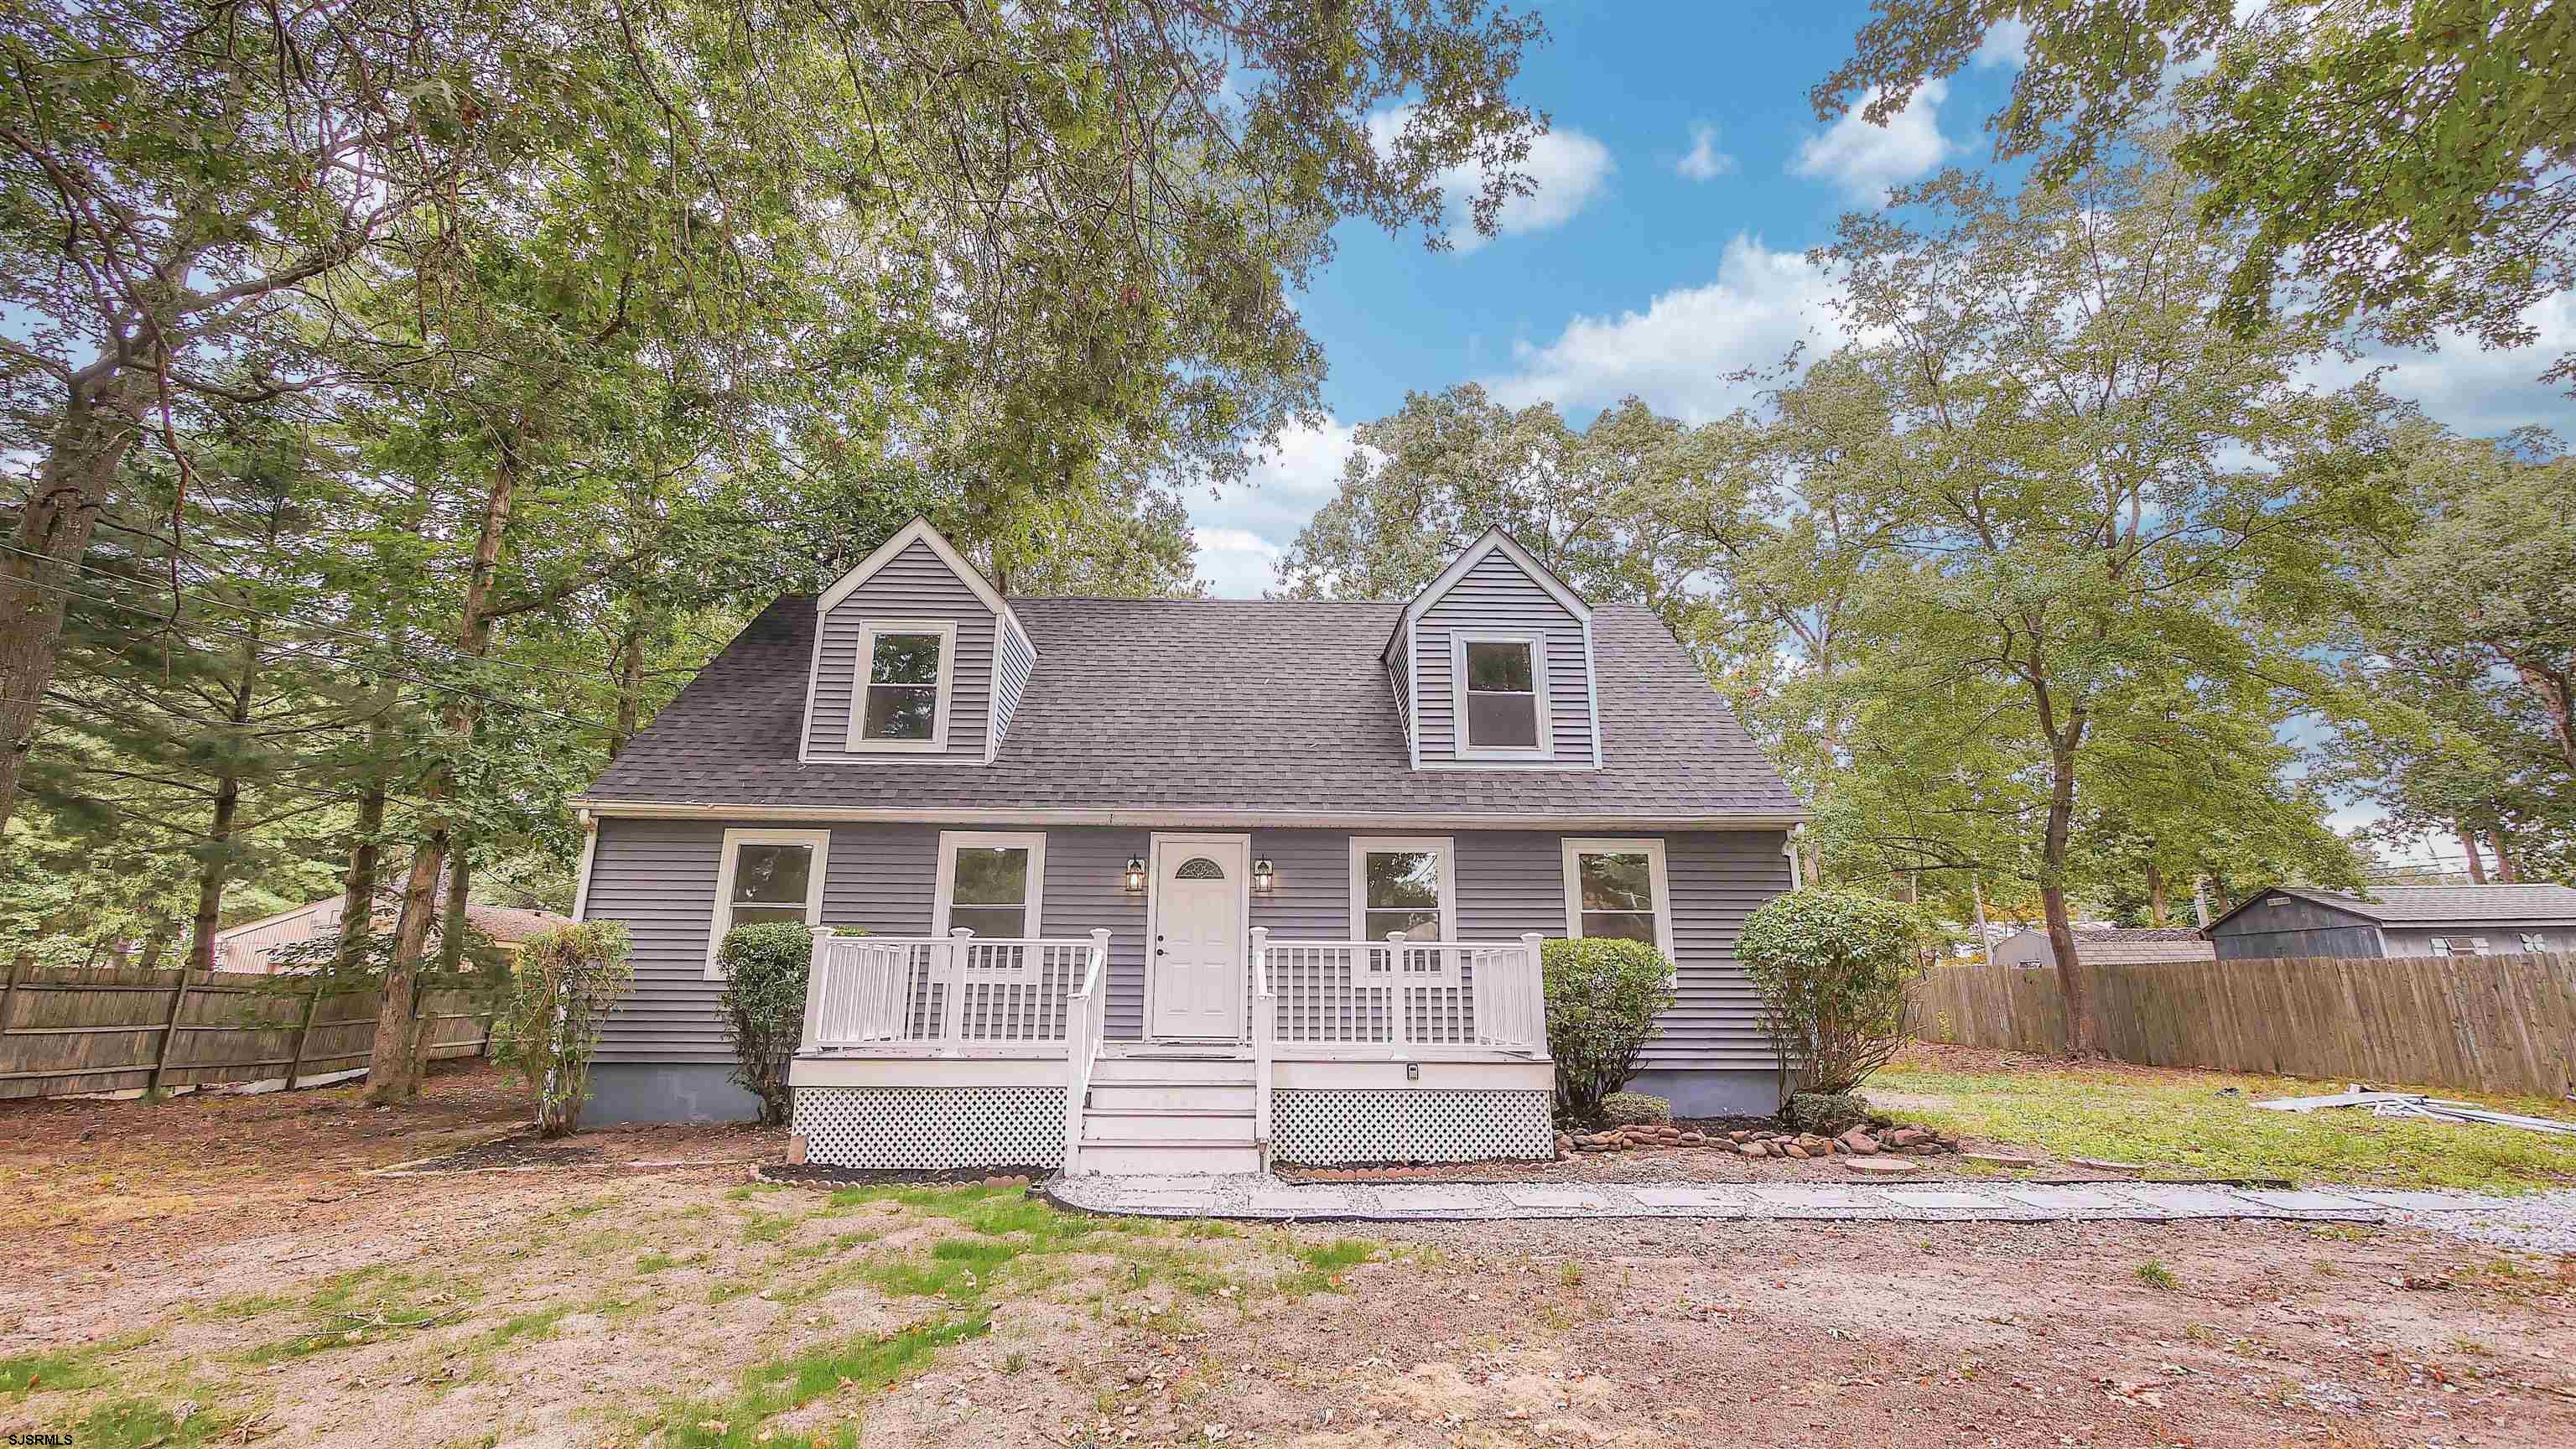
top-left (1121, 856), bottom-right (1147, 895)
top-left (1251, 858), bottom-right (1278, 895)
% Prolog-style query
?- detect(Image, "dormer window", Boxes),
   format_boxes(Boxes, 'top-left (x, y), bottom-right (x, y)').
top-left (1455, 633), bottom-right (1550, 757)
top-left (848, 619), bottom-right (956, 751)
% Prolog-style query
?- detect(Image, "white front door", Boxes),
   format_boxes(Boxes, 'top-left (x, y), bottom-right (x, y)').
top-left (1149, 835), bottom-right (1247, 1040)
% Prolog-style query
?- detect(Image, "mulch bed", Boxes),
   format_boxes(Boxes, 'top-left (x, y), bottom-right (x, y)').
top-left (389, 1138), bottom-right (606, 1172)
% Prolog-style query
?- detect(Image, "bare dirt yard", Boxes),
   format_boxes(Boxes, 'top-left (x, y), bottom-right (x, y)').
top-left (5, 1062), bottom-right (2574, 1449)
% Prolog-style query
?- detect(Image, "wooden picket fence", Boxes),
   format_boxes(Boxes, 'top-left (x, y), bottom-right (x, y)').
top-left (0, 958), bottom-right (496, 1100)
top-left (1909, 953), bottom-right (2576, 1099)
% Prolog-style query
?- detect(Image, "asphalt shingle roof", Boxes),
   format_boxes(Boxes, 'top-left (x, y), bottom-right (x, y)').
top-left (580, 595), bottom-right (1801, 819)
top-left (2262, 884), bottom-right (2576, 926)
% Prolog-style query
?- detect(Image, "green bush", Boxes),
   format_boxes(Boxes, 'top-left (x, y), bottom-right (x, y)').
top-left (1540, 937), bottom-right (1677, 1125)
top-left (1736, 889), bottom-right (1922, 1098)
top-left (1602, 1091), bottom-right (1670, 1126)
top-left (715, 922), bottom-right (818, 1126)
top-left (1785, 1091), bottom-right (1870, 1135)
top-left (493, 922), bottom-right (632, 1138)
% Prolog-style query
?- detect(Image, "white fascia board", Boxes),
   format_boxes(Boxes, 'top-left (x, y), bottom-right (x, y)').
top-left (572, 798), bottom-right (1807, 830)
top-left (1400, 527), bottom-right (1592, 627)
top-left (813, 517), bottom-right (1031, 646)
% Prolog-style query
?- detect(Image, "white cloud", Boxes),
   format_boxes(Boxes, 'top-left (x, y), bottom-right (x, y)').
top-left (1482, 236), bottom-right (1841, 422)
top-left (1675, 123), bottom-right (1736, 182)
top-left (1186, 418), bottom-right (1366, 597)
top-left (1370, 108), bottom-right (1615, 252)
top-left (2303, 290), bottom-right (2576, 440)
top-left (1972, 17), bottom-right (2031, 69)
top-left (1191, 526), bottom-right (1285, 599)
top-left (1792, 80), bottom-right (1954, 205)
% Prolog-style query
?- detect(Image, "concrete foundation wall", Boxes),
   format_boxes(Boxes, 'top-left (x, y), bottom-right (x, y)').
top-left (1628, 1067), bottom-right (1779, 1119)
top-left (584, 1062), bottom-right (761, 1126)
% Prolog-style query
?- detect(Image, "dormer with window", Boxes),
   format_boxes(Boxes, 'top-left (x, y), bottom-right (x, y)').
top-left (800, 518), bottom-right (1036, 764)
top-left (1383, 529), bottom-right (1600, 770)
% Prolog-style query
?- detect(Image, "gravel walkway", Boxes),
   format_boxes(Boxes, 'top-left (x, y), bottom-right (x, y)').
top-left (1046, 1173), bottom-right (2576, 1250)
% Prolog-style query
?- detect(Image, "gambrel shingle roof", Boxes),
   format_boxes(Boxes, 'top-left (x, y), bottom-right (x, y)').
top-left (579, 595), bottom-right (1802, 822)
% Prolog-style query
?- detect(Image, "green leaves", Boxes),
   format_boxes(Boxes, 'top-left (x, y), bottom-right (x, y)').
top-left (1737, 889), bottom-right (1921, 1095)
top-left (714, 922), bottom-right (816, 1127)
top-left (1539, 937), bottom-right (1677, 1124)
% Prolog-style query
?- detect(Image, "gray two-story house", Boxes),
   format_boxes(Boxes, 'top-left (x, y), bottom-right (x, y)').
top-left (569, 519), bottom-right (1802, 1174)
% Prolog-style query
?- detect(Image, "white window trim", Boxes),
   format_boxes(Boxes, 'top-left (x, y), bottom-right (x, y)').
top-left (1450, 630), bottom-right (1553, 761)
top-left (932, 830), bottom-right (1047, 940)
top-left (844, 618), bottom-right (958, 753)
top-left (1560, 836), bottom-right (1677, 961)
top-left (706, 828), bottom-right (832, 978)
top-left (1348, 835), bottom-right (1459, 943)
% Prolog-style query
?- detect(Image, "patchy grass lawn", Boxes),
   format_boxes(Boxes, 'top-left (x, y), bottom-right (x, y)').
top-left (6, 1062), bottom-right (2576, 1447)
top-left (1872, 1044), bottom-right (2576, 1192)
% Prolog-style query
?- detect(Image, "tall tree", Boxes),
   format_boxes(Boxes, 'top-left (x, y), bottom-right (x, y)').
top-left (0, 0), bottom-right (521, 830)
top-left (1797, 150), bottom-right (2393, 1052)
top-left (1817, 0), bottom-right (2576, 385)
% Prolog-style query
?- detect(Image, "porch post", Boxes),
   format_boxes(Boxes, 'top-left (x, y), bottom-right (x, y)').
top-left (1385, 931), bottom-right (1410, 1059)
top-left (1520, 933), bottom-right (1546, 1054)
top-left (1249, 927), bottom-right (1274, 1155)
top-left (939, 928), bottom-right (973, 1055)
top-left (801, 927), bottom-right (833, 1054)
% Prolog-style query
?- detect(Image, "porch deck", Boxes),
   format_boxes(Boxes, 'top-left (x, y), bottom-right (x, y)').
top-left (787, 927), bottom-right (1555, 1174)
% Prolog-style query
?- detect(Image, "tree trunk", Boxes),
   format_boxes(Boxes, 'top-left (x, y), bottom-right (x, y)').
top-left (2032, 687), bottom-right (2098, 1057)
top-left (364, 432), bottom-right (519, 1104)
top-left (2506, 658), bottom-right (2576, 776)
top-left (610, 602), bottom-right (650, 759)
top-left (439, 854), bottom-right (473, 974)
top-left (2486, 827), bottom-right (2519, 884)
top-left (186, 619), bottom-right (265, 974)
top-left (334, 659), bottom-right (406, 974)
top-left (334, 776), bottom-right (388, 972)
top-left (188, 777), bottom-right (242, 974)
top-left (2146, 861), bottom-right (2168, 928)
top-left (2456, 823), bottom-right (2489, 886)
top-left (0, 374), bottom-right (146, 831)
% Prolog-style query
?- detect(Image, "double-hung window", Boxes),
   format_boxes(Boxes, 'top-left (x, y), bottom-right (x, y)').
top-left (1349, 837), bottom-right (1457, 943)
top-left (1561, 838), bottom-right (1675, 958)
top-left (935, 832), bottom-right (1046, 939)
top-left (847, 619), bottom-right (956, 751)
top-left (1452, 633), bottom-right (1550, 756)
top-left (707, 828), bottom-right (830, 975)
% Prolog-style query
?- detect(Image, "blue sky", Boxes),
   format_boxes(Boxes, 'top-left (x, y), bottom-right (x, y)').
top-left (1188, 1), bottom-right (2576, 598)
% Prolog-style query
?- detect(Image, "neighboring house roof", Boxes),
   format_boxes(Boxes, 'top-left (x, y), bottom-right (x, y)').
top-left (2212, 883), bottom-right (2576, 930)
top-left (461, 904), bottom-right (574, 943)
top-left (1994, 926), bottom-right (2215, 966)
top-left (579, 595), bottom-right (1802, 823)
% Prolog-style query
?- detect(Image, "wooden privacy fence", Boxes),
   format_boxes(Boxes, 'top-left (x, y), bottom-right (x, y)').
top-left (0, 959), bottom-right (495, 1100)
top-left (1909, 953), bottom-right (2576, 1099)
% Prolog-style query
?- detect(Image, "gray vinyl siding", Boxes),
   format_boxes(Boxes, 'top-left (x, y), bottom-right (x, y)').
top-left (1652, 830), bottom-right (1790, 1071)
top-left (805, 538), bottom-right (995, 761)
top-left (583, 819), bottom-right (1788, 1070)
top-left (2209, 896), bottom-right (2386, 960)
top-left (992, 615), bottom-right (1036, 757)
top-left (1411, 550), bottom-right (1597, 767)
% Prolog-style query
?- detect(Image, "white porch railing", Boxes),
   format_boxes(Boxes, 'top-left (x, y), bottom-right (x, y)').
top-left (802, 928), bottom-right (1112, 1056)
top-left (1255, 932), bottom-right (1548, 1057)
top-left (1062, 933), bottom-right (1109, 1175)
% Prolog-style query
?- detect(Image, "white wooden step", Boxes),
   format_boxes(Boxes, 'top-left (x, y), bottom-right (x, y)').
top-left (1086, 1083), bottom-right (1255, 1113)
top-left (1075, 1141), bottom-right (1264, 1176)
top-left (1082, 1109), bottom-right (1255, 1144)
top-left (1090, 1056), bottom-right (1254, 1086)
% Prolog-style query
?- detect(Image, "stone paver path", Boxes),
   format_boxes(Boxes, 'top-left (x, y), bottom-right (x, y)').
top-left (1047, 1173), bottom-right (2529, 1227)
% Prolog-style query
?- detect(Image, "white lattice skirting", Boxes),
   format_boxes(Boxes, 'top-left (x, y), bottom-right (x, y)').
top-left (793, 1086), bottom-right (1067, 1170)
top-left (1270, 1088), bottom-right (1554, 1166)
